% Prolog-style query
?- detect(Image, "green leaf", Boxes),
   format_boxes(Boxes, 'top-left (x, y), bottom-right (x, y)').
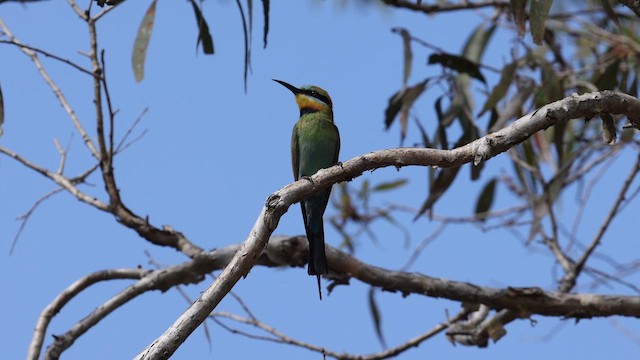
top-left (629, 75), bottom-right (638, 97)
top-left (415, 166), bottom-right (461, 220)
top-left (0, 81), bottom-right (4, 137)
top-left (373, 179), bottom-right (408, 192)
top-left (384, 79), bottom-right (429, 143)
top-left (330, 218), bottom-right (354, 254)
top-left (471, 157), bottom-right (484, 181)
top-left (475, 178), bottom-right (497, 220)
top-left (553, 121), bottom-right (566, 166)
top-left (479, 62), bottom-right (516, 116)
top-left (368, 288), bottom-right (387, 349)
top-left (392, 27), bottom-right (413, 87)
top-left (262, 0), bottom-right (270, 48)
top-left (428, 53), bottom-right (486, 83)
top-left (235, 0), bottom-right (251, 92)
top-left (510, 0), bottom-right (527, 36)
top-left (462, 23), bottom-right (496, 62)
top-left (248, 0), bottom-right (253, 39)
top-left (600, 0), bottom-right (621, 30)
top-left (132, 0), bottom-right (158, 83)
top-left (529, 0), bottom-right (553, 45)
top-left (439, 24), bottom-right (496, 128)
top-left (534, 55), bottom-right (563, 107)
top-left (595, 59), bottom-right (620, 91)
top-left (414, 117), bottom-right (431, 148)
top-left (189, 0), bottom-right (215, 55)
top-left (384, 90), bottom-right (403, 129)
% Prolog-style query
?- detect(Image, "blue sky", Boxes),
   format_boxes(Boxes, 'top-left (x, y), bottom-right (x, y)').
top-left (1, 1), bottom-right (639, 359)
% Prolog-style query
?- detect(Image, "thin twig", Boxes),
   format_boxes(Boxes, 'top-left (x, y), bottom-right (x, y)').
top-left (9, 188), bottom-right (65, 255)
top-left (0, 40), bottom-right (94, 76)
top-left (0, 20), bottom-right (100, 159)
top-left (0, 145), bottom-right (109, 210)
top-left (116, 108), bottom-right (148, 153)
top-left (28, 268), bottom-right (148, 360)
top-left (562, 154), bottom-right (640, 292)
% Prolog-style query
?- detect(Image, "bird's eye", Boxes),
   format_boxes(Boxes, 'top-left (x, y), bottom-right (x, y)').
top-left (309, 90), bottom-right (317, 95)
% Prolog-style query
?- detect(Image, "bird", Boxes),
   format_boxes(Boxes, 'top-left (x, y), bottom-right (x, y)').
top-left (273, 79), bottom-right (340, 300)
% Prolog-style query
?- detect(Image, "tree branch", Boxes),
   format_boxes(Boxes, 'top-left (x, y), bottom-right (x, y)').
top-left (28, 268), bottom-right (148, 360)
top-left (0, 19), bottom-right (101, 159)
top-left (136, 90), bottom-right (640, 359)
top-left (381, 0), bottom-right (510, 15)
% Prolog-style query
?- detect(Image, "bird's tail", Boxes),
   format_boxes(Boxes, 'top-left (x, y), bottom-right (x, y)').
top-left (306, 223), bottom-right (328, 276)
top-left (306, 223), bottom-right (327, 300)
top-left (302, 195), bottom-right (329, 300)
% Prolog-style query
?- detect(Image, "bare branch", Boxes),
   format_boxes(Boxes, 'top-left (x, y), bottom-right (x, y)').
top-left (28, 268), bottom-right (148, 360)
top-left (381, 0), bottom-right (510, 15)
top-left (9, 187), bottom-right (64, 255)
top-left (0, 19), bottom-right (100, 159)
top-left (0, 40), bottom-right (94, 76)
top-left (561, 154), bottom-right (640, 291)
top-left (138, 90), bottom-right (640, 359)
top-left (0, 145), bottom-right (109, 210)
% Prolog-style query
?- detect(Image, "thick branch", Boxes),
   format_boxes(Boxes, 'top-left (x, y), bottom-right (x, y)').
top-left (28, 269), bottom-right (148, 360)
top-left (37, 235), bottom-right (640, 359)
top-left (137, 90), bottom-right (640, 359)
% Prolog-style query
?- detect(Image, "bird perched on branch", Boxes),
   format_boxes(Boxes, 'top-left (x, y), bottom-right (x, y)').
top-left (273, 79), bottom-right (340, 300)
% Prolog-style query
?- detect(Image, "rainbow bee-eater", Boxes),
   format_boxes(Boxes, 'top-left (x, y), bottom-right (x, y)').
top-left (274, 79), bottom-right (340, 299)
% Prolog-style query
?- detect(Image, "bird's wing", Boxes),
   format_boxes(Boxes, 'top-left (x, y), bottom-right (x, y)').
top-left (291, 122), bottom-right (300, 181)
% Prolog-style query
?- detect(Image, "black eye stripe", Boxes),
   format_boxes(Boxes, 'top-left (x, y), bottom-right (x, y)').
top-left (304, 89), bottom-right (331, 105)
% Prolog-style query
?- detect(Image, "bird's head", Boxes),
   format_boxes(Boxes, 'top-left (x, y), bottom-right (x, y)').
top-left (273, 79), bottom-right (333, 116)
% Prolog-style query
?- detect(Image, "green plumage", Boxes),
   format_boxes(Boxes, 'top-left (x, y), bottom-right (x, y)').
top-left (274, 79), bottom-right (340, 299)
top-left (292, 112), bottom-right (340, 276)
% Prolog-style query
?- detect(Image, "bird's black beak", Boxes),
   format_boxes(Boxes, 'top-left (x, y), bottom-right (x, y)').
top-left (273, 79), bottom-right (301, 95)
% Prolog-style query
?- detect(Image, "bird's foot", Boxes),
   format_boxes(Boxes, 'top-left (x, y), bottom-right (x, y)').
top-left (301, 175), bottom-right (315, 185)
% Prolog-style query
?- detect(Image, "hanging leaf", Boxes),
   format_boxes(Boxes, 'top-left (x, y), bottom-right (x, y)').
top-left (439, 24), bottom-right (496, 127)
top-left (189, 0), bottom-right (214, 55)
top-left (392, 27), bottom-right (413, 87)
top-left (262, 0), bottom-right (270, 48)
top-left (595, 59), bottom-right (620, 91)
top-left (0, 81), bottom-right (4, 137)
top-left (235, 0), bottom-right (251, 92)
top-left (247, 0), bottom-right (253, 39)
top-left (479, 62), bottom-right (517, 116)
top-left (471, 154), bottom-right (485, 180)
top-left (372, 179), bottom-right (408, 192)
top-left (534, 56), bottom-right (563, 107)
top-left (330, 218), bottom-right (354, 253)
top-left (629, 75), bottom-right (638, 97)
top-left (368, 288), bottom-right (387, 349)
top-left (600, 0), bottom-right (621, 30)
top-left (434, 97), bottom-right (449, 149)
top-left (529, 0), bottom-right (553, 45)
top-left (489, 76), bottom-right (536, 132)
top-left (428, 53), bottom-right (486, 83)
top-left (415, 166), bottom-right (461, 220)
top-left (475, 178), bottom-right (497, 220)
top-left (510, 0), bottom-right (527, 36)
top-left (553, 121), bottom-right (566, 166)
top-left (338, 182), bottom-right (356, 221)
top-left (132, 0), bottom-right (158, 83)
top-left (384, 79), bottom-right (429, 143)
top-left (414, 116), bottom-right (431, 148)
top-left (463, 23), bottom-right (496, 62)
